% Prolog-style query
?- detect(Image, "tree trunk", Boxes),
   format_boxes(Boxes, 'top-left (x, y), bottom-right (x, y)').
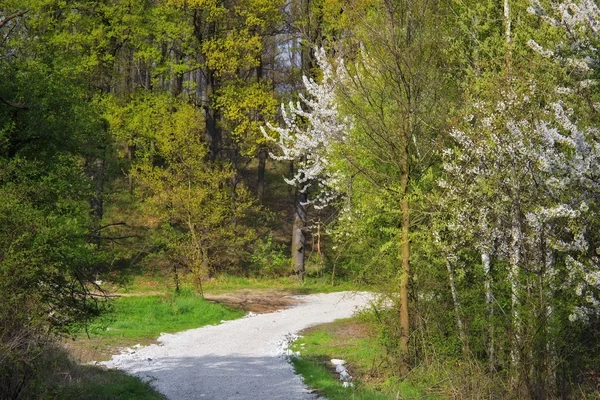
top-left (257, 149), bottom-right (267, 201)
top-left (292, 190), bottom-right (307, 281)
top-left (482, 251), bottom-right (495, 371)
top-left (205, 68), bottom-right (221, 161)
top-left (446, 256), bottom-right (468, 355)
top-left (87, 153), bottom-right (105, 247)
top-left (509, 194), bottom-right (522, 391)
top-left (399, 138), bottom-right (411, 374)
top-left (127, 143), bottom-right (136, 195)
top-left (172, 47), bottom-right (183, 98)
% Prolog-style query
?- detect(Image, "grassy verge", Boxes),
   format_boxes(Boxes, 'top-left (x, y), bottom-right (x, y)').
top-left (68, 291), bottom-right (244, 363)
top-left (114, 273), bottom-right (363, 296)
top-left (290, 318), bottom-right (437, 400)
top-left (90, 292), bottom-right (244, 339)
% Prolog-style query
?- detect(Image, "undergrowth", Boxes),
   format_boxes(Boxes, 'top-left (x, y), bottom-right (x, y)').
top-left (290, 318), bottom-right (437, 400)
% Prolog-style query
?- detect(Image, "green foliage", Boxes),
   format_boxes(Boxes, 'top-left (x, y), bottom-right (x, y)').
top-left (110, 93), bottom-right (260, 289)
top-left (0, 5), bottom-right (112, 397)
top-left (216, 80), bottom-right (278, 156)
top-left (248, 233), bottom-right (290, 277)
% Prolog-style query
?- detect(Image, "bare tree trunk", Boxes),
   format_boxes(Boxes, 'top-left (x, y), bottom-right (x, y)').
top-left (87, 152), bottom-right (105, 247)
top-left (205, 68), bottom-right (221, 161)
top-left (504, 1), bottom-right (522, 391)
top-left (257, 149), bottom-right (267, 201)
top-left (509, 194), bottom-right (522, 391)
top-left (292, 190), bottom-right (307, 281)
top-left (172, 47), bottom-right (183, 98)
top-left (446, 256), bottom-right (468, 355)
top-left (544, 246), bottom-right (557, 397)
top-left (482, 251), bottom-right (495, 370)
top-left (504, 0), bottom-right (512, 71)
top-left (399, 138), bottom-right (411, 374)
top-left (127, 143), bottom-right (135, 195)
top-left (198, 246), bottom-right (208, 298)
top-left (535, 236), bottom-right (557, 398)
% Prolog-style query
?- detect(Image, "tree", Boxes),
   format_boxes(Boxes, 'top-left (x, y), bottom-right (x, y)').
top-left (262, 48), bottom-right (348, 279)
top-left (0, 5), bottom-right (108, 396)
top-left (127, 94), bottom-right (258, 295)
top-left (436, 1), bottom-right (600, 395)
top-left (329, 0), bottom-right (455, 373)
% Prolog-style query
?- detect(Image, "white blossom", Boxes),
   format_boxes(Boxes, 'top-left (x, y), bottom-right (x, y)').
top-left (262, 48), bottom-right (350, 209)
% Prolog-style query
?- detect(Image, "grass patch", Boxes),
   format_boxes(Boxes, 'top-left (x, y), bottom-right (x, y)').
top-left (203, 274), bottom-right (359, 294)
top-left (69, 291), bottom-right (244, 363)
top-left (290, 318), bottom-right (438, 400)
top-left (89, 292), bottom-right (244, 340)
top-left (112, 272), bottom-right (365, 296)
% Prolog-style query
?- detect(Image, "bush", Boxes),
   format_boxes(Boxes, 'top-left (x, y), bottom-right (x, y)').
top-left (248, 234), bottom-right (290, 277)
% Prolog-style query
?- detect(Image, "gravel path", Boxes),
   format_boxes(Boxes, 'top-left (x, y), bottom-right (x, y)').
top-left (102, 291), bottom-right (373, 400)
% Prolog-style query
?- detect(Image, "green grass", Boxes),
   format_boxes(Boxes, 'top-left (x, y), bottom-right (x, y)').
top-left (290, 318), bottom-right (438, 400)
top-left (113, 272), bottom-right (365, 297)
top-left (203, 274), bottom-right (360, 294)
top-left (88, 292), bottom-right (245, 340)
top-left (292, 357), bottom-right (390, 400)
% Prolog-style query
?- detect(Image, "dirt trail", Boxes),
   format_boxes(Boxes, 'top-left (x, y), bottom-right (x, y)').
top-left (204, 289), bottom-right (301, 313)
top-left (102, 291), bottom-right (373, 400)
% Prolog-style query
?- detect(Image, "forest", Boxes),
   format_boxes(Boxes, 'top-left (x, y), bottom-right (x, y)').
top-left (1, 0), bottom-right (600, 399)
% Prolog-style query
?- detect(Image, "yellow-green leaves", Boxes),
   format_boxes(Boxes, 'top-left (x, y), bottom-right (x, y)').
top-left (216, 80), bottom-right (277, 155)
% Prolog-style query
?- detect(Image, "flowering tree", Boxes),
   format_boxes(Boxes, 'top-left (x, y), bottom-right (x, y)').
top-left (526, 0), bottom-right (600, 322)
top-left (261, 48), bottom-right (349, 278)
top-left (262, 48), bottom-right (348, 208)
top-left (437, 1), bottom-right (600, 393)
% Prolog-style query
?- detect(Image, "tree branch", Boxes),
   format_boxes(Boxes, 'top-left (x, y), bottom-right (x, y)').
top-left (90, 222), bottom-right (128, 232)
top-left (0, 97), bottom-right (29, 110)
top-left (0, 9), bottom-right (29, 30)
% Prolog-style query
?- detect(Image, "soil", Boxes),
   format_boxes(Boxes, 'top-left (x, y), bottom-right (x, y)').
top-left (204, 289), bottom-right (301, 313)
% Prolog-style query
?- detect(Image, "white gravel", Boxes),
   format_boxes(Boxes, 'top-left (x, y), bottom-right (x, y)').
top-left (102, 291), bottom-right (373, 400)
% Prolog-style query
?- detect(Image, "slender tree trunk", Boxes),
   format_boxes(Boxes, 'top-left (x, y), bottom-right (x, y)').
top-left (205, 68), bottom-right (221, 161)
top-left (446, 256), bottom-right (468, 355)
top-left (257, 149), bottom-right (267, 201)
top-left (399, 138), bottom-right (411, 374)
top-left (127, 143), bottom-right (136, 195)
top-left (482, 251), bottom-right (496, 371)
top-left (292, 189), bottom-right (307, 281)
top-left (173, 262), bottom-right (180, 294)
top-left (504, 0), bottom-right (512, 71)
top-left (505, 1), bottom-right (522, 391)
top-left (256, 54), bottom-right (268, 201)
top-left (509, 193), bottom-right (522, 390)
top-left (537, 237), bottom-right (557, 398)
top-left (87, 151), bottom-right (105, 247)
top-left (172, 47), bottom-right (183, 98)
top-left (198, 246), bottom-right (208, 298)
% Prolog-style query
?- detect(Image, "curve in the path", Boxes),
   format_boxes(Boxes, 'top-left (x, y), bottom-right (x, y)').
top-left (102, 291), bottom-right (373, 400)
